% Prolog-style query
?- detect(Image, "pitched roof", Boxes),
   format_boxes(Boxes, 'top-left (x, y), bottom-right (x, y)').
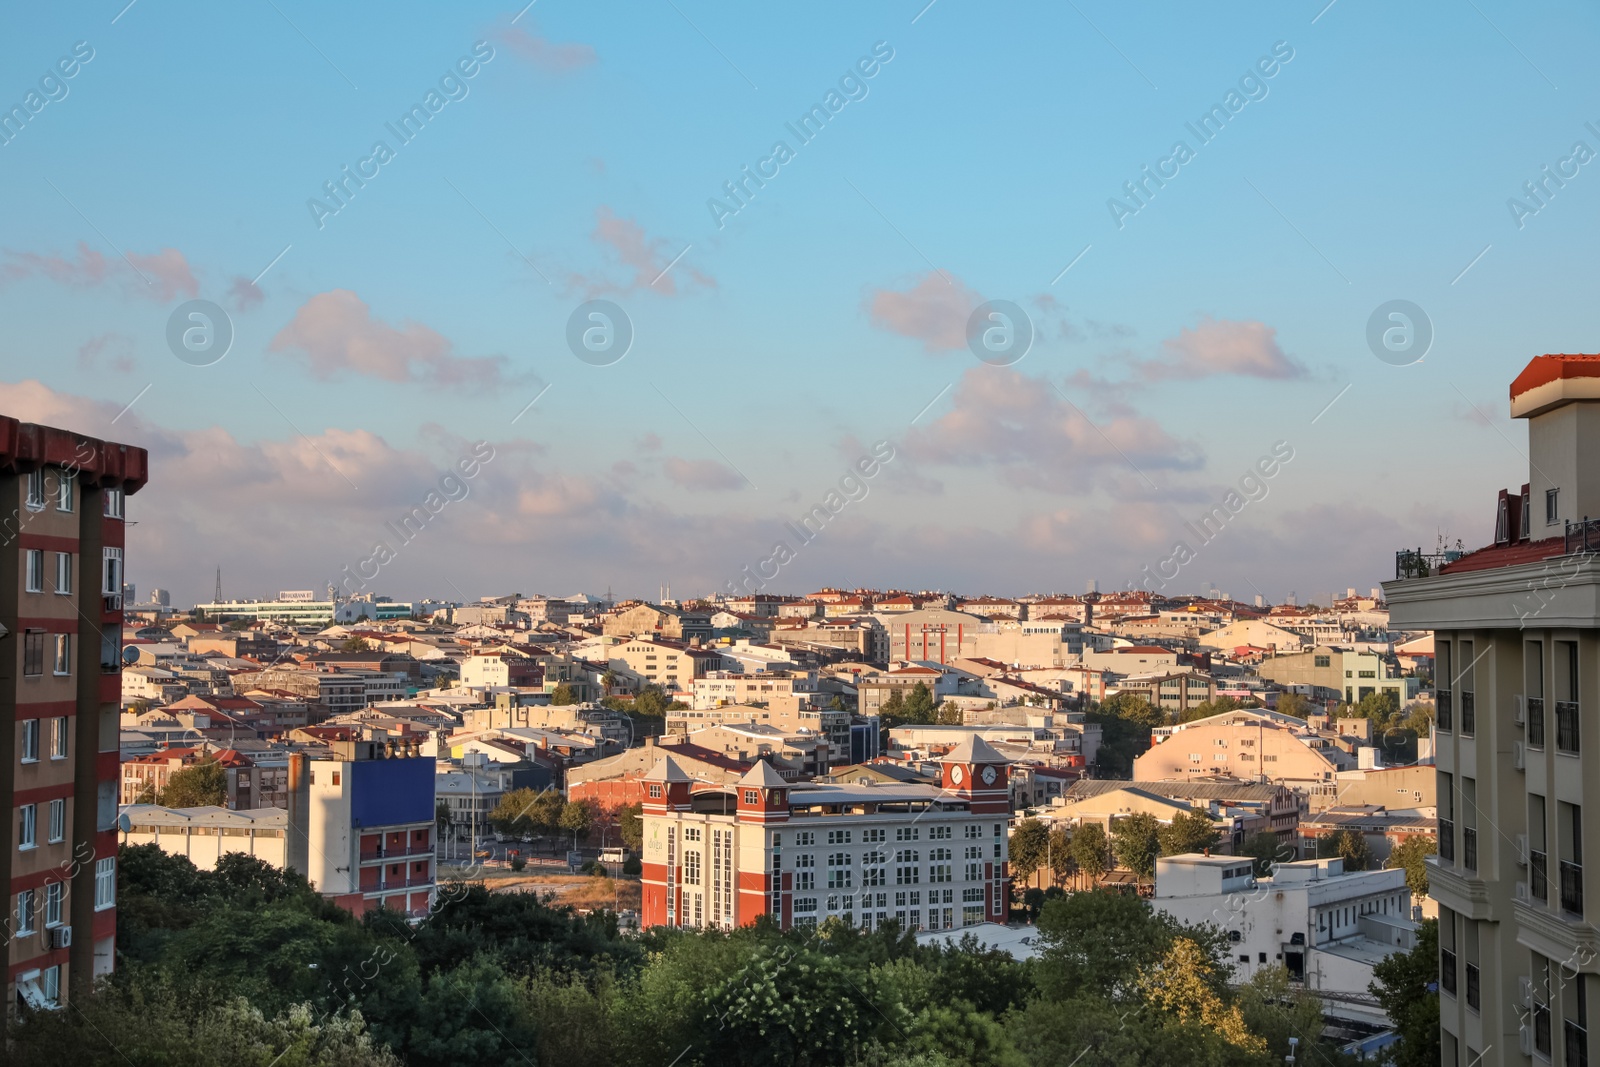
top-left (738, 760), bottom-right (788, 788)
top-left (941, 735), bottom-right (1006, 764)
top-left (642, 754), bottom-right (692, 783)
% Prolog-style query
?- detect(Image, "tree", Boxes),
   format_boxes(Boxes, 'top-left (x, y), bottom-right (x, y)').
top-left (1274, 691), bottom-right (1310, 719)
top-left (600, 669), bottom-right (619, 695)
top-left (1157, 810), bottom-right (1220, 857)
top-left (558, 799), bottom-right (596, 843)
top-left (935, 703), bottom-right (964, 725)
top-left (1370, 918), bottom-right (1439, 1067)
top-left (634, 685), bottom-right (669, 717)
top-left (340, 637), bottom-right (372, 652)
top-left (1319, 828), bottom-right (1372, 871)
top-left (1087, 693), bottom-right (1164, 775)
top-left (1386, 835), bottom-right (1438, 897)
top-left (435, 800), bottom-right (452, 838)
top-left (489, 787), bottom-right (563, 840)
top-left (1135, 936), bottom-right (1265, 1054)
top-left (1236, 964), bottom-right (1325, 1061)
top-left (1239, 830), bottom-right (1291, 878)
top-left (1069, 823), bottom-right (1108, 884)
top-left (1046, 826), bottom-right (1073, 885)
top-left (1177, 696), bottom-right (1239, 724)
top-left (617, 802), bottom-right (643, 851)
top-left (1110, 813), bottom-right (1162, 880)
top-left (1035, 889), bottom-right (1217, 1001)
top-left (902, 683), bottom-right (938, 725)
top-left (1008, 819), bottom-right (1050, 884)
top-left (550, 683), bottom-right (576, 706)
top-left (159, 758), bottom-right (228, 808)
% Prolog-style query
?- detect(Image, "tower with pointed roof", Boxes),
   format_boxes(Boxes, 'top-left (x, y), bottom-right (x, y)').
top-left (937, 735), bottom-right (1011, 814)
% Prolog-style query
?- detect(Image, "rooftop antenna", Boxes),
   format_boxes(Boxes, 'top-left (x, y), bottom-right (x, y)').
top-left (214, 566), bottom-right (222, 603)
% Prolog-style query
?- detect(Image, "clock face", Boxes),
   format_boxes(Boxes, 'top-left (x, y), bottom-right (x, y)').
top-left (950, 765), bottom-right (965, 785)
top-left (980, 765), bottom-right (998, 786)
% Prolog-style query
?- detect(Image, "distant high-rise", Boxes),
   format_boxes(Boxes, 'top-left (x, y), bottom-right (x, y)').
top-left (1085, 579), bottom-right (1097, 594)
top-left (1254, 595), bottom-right (1266, 608)
top-left (150, 587), bottom-right (171, 607)
top-left (0, 415), bottom-right (148, 1009)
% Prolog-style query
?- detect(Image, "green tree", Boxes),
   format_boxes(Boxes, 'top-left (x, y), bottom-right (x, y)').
top-left (159, 758), bottom-right (228, 808)
top-left (617, 802), bottom-right (644, 850)
top-left (1386, 834), bottom-right (1438, 897)
top-left (1274, 691), bottom-right (1310, 719)
top-left (1008, 819), bottom-right (1050, 884)
top-left (340, 637), bottom-right (372, 652)
top-left (1320, 828), bottom-right (1373, 871)
top-left (1177, 696), bottom-right (1239, 724)
top-left (600, 669), bottom-right (619, 695)
top-left (550, 682), bottom-right (577, 705)
top-left (1069, 823), bottom-right (1108, 884)
top-left (1157, 810), bottom-right (1220, 857)
top-left (558, 798), bottom-right (596, 843)
top-left (489, 787), bottom-right (563, 840)
top-left (435, 800), bottom-right (452, 838)
top-left (1035, 889), bottom-right (1222, 1002)
top-left (634, 685), bottom-right (669, 717)
top-left (1236, 964), bottom-right (1326, 1061)
top-left (1087, 693), bottom-right (1164, 775)
top-left (935, 702), bottom-right (964, 725)
top-left (1239, 830), bottom-right (1292, 878)
top-left (902, 682), bottom-right (939, 724)
top-left (1135, 936), bottom-right (1264, 1054)
top-left (1370, 918), bottom-right (1439, 1067)
top-left (1046, 825), bottom-right (1073, 885)
top-left (1110, 813), bottom-right (1162, 880)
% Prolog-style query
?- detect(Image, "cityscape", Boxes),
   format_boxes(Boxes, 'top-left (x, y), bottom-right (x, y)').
top-left (3, 3), bottom-right (1595, 1066)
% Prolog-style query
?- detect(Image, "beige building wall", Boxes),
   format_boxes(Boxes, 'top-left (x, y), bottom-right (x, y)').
top-left (1134, 720), bottom-right (1341, 789)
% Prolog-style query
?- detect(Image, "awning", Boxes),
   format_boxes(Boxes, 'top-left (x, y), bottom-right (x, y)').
top-left (17, 978), bottom-right (49, 1010)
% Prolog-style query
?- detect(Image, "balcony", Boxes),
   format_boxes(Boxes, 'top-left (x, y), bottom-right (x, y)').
top-left (1396, 548), bottom-right (1460, 579)
top-left (1558, 701), bottom-right (1581, 753)
top-left (1566, 516), bottom-right (1600, 555)
top-left (1532, 849), bottom-right (1549, 901)
top-left (1463, 827), bottom-right (1478, 871)
top-left (1567, 1021), bottom-right (1589, 1067)
top-left (1529, 696), bottom-right (1546, 747)
top-left (1460, 691), bottom-right (1475, 735)
top-left (1439, 818), bottom-right (1455, 863)
top-left (1437, 690), bottom-right (1452, 733)
top-left (359, 844), bottom-right (434, 863)
top-left (1440, 948), bottom-right (1457, 995)
top-left (1562, 860), bottom-right (1584, 916)
top-left (362, 876), bottom-right (435, 894)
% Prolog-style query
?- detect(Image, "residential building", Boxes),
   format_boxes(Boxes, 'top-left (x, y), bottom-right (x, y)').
top-left (1135, 713), bottom-right (1356, 792)
top-left (664, 703), bottom-right (851, 763)
top-left (1383, 352), bottom-right (1600, 1066)
top-left (602, 603), bottom-right (713, 642)
top-left (1257, 645), bottom-right (1419, 706)
top-left (459, 651), bottom-right (542, 689)
top-left (640, 736), bottom-right (1012, 932)
top-left (689, 670), bottom-right (818, 711)
top-left (608, 636), bottom-right (727, 691)
top-left (1155, 854), bottom-right (1415, 1029)
top-left (1113, 669), bottom-right (1218, 715)
top-left (2, 416), bottom-right (147, 1010)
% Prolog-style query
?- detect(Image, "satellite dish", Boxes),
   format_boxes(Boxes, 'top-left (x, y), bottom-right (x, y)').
top-left (117, 812), bottom-right (132, 832)
top-left (122, 646), bottom-right (141, 665)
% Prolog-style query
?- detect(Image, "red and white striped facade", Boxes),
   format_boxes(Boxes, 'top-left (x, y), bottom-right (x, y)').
top-left (640, 737), bottom-right (1011, 932)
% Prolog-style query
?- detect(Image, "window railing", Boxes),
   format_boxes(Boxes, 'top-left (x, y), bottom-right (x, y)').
top-left (1558, 701), bottom-right (1581, 753)
top-left (1460, 691), bottom-right (1475, 735)
top-left (1532, 849), bottom-right (1549, 901)
top-left (1567, 1021), bottom-right (1589, 1067)
top-left (1465, 962), bottom-right (1480, 1010)
top-left (1562, 860), bottom-right (1584, 916)
top-left (1536, 1003), bottom-right (1552, 1055)
top-left (1529, 696), bottom-right (1546, 747)
top-left (1565, 516), bottom-right (1600, 555)
top-left (1439, 818), bottom-right (1455, 862)
top-left (1440, 948), bottom-right (1457, 995)
top-left (1463, 827), bottom-right (1478, 871)
top-left (1437, 690), bottom-right (1452, 732)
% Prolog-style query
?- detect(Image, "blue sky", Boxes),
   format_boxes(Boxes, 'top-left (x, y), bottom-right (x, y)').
top-left (3, 0), bottom-right (1596, 607)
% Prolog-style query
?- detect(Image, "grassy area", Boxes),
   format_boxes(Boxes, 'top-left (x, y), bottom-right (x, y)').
top-left (439, 869), bottom-right (641, 912)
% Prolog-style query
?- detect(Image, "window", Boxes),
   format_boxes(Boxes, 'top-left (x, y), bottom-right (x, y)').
top-left (863, 828), bottom-right (887, 843)
top-left (50, 718), bottom-right (67, 760)
top-left (827, 829), bottom-right (852, 845)
top-left (796, 831), bottom-right (815, 846)
top-left (54, 552), bottom-right (71, 594)
top-left (895, 827), bottom-right (919, 842)
top-left (17, 889), bottom-right (34, 934)
top-left (104, 488), bottom-right (124, 519)
top-left (95, 857), bottom-right (116, 909)
top-left (20, 720), bottom-right (38, 763)
top-left (929, 826), bottom-right (951, 840)
top-left (57, 472), bottom-right (74, 512)
top-left (103, 547), bottom-right (123, 597)
top-left (53, 635), bottom-right (71, 676)
top-left (24, 549), bottom-right (42, 593)
top-left (684, 850), bottom-right (701, 886)
top-left (25, 470), bottom-right (45, 510)
top-left (795, 854), bottom-right (815, 890)
top-left (648, 784), bottom-right (662, 798)
top-left (1314, 655), bottom-right (1331, 668)
top-left (743, 790), bottom-right (759, 805)
top-left (1548, 487), bottom-right (1560, 525)
top-left (47, 799), bottom-right (64, 843)
top-left (44, 882), bottom-right (62, 927)
top-left (19, 804), bottom-right (36, 849)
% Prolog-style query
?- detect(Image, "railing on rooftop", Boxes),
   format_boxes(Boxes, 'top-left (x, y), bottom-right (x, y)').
top-left (1395, 549), bottom-right (1461, 579)
top-left (1567, 517), bottom-right (1600, 555)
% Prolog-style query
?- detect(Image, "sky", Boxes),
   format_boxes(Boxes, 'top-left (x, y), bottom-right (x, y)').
top-left (2, 0), bottom-right (1596, 608)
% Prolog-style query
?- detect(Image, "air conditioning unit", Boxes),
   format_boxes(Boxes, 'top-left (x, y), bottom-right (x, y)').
top-left (1520, 975), bottom-right (1534, 1007)
top-left (49, 926), bottom-right (71, 949)
top-left (1515, 881), bottom-right (1532, 903)
top-left (1515, 695), bottom-right (1526, 725)
top-left (1513, 741), bottom-right (1526, 771)
top-left (1517, 833), bottom-right (1529, 866)
top-left (1520, 1024), bottom-right (1534, 1056)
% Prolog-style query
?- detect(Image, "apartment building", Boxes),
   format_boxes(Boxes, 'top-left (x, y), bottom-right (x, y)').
top-left (1135, 714), bottom-right (1355, 791)
top-left (664, 702), bottom-right (851, 763)
top-left (1257, 645), bottom-right (1419, 706)
top-left (602, 603), bottom-right (713, 642)
top-left (688, 670), bottom-right (818, 711)
top-left (1, 416), bottom-right (147, 1010)
top-left (640, 736), bottom-right (1011, 933)
top-left (1384, 353), bottom-right (1600, 1067)
top-left (608, 636), bottom-right (727, 691)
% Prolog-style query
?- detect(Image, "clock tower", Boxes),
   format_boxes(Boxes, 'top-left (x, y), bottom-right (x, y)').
top-left (938, 735), bottom-right (1010, 814)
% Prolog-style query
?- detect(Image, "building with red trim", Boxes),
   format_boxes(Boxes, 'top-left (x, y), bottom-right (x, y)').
top-left (640, 736), bottom-right (1011, 933)
top-left (0, 415), bottom-right (148, 1011)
